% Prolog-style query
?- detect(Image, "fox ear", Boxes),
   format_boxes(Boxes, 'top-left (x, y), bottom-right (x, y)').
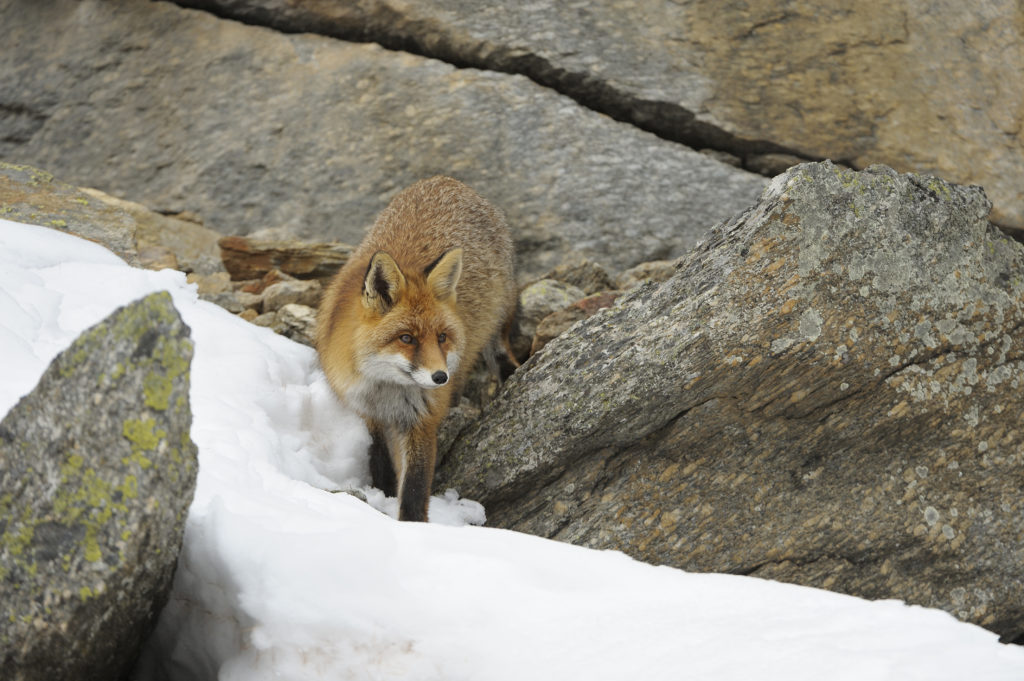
top-left (425, 248), bottom-right (463, 302)
top-left (362, 252), bottom-right (405, 314)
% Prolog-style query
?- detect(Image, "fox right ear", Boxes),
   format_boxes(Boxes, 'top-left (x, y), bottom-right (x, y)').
top-left (362, 252), bottom-right (405, 314)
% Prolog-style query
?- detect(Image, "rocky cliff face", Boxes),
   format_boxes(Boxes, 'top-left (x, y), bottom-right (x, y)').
top-left (6, 0), bottom-right (1018, 237)
top-left (0, 0), bottom-right (767, 279)
top-left (437, 162), bottom-right (1024, 641)
top-left (0, 293), bottom-right (198, 680)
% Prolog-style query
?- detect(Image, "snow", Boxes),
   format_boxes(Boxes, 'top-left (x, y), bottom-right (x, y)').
top-left (2, 217), bottom-right (1023, 680)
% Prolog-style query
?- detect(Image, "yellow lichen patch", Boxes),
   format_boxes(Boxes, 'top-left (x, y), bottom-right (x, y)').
top-left (117, 475), bottom-right (139, 500)
top-left (122, 417), bottom-right (166, 453)
top-left (143, 370), bottom-right (173, 410)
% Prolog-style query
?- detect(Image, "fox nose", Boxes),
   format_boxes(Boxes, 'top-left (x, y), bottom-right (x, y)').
top-left (431, 371), bottom-right (448, 385)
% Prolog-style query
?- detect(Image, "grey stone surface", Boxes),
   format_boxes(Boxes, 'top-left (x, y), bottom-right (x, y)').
top-left (261, 280), bottom-right (322, 312)
top-left (0, 162), bottom-right (139, 265)
top-left (0, 0), bottom-right (767, 280)
top-left (512, 279), bottom-right (585, 360)
top-left (0, 292), bottom-right (198, 680)
top-left (171, 0), bottom-right (1024, 234)
top-left (437, 162), bottom-right (1024, 640)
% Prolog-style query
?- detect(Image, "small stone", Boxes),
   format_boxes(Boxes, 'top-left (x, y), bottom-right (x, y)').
top-left (276, 304), bottom-right (317, 346)
top-left (252, 312), bottom-right (277, 328)
top-left (511, 279), bottom-right (585, 361)
top-left (615, 260), bottom-right (677, 290)
top-left (543, 255), bottom-right (616, 295)
top-left (187, 271), bottom-right (233, 296)
top-left (262, 279), bottom-right (322, 312)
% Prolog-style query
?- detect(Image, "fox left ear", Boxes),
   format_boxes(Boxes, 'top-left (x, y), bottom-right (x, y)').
top-left (426, 248), bottom-right (463, 302)
top-left (363, 251), bottom-right (406, 314)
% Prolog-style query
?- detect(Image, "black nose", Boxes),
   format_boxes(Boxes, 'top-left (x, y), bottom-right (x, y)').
top-left (431, 371), bottom-right (448, 385)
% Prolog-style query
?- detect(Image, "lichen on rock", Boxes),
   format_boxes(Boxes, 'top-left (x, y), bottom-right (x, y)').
top-left (0, 291), bottom-right (198, 681)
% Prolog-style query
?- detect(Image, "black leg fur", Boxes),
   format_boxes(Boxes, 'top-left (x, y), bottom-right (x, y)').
top-left (398, 455), bottom-right (431, 522)
top-left (368, 430), bottom-right (396, 497)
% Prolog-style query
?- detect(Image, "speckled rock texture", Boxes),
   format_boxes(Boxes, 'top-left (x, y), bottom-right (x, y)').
top-left (172, 0), bottom-right (1024, 236)
top-left (0, 0), bottom-right (766, 279)
top-left (0, 161), bottom-right (227, 275)
top-left (0, 292), bottom-right (198, 680)
top-left (0, 162), bottom-right (139, 265)
top-left (437, 162), bottom-right (1024, 640)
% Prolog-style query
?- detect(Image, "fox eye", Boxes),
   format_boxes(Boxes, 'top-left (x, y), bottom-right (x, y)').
top-left (438, 333), bottom-right (447, 343)
top-left (399, 334), bottom-right (415, 345)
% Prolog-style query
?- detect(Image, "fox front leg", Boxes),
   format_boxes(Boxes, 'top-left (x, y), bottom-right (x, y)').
top-left (368, 427), bottom-right (397, 497)
top-left (395, 424), bottom-right (438, 522)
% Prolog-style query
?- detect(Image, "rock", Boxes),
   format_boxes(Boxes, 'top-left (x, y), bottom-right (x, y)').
top-left (0, 0), bottom-right (767, 279)
top-left (745, 153), bottom-right (810, 178)
top-left (218, 236), bottom-right (354, 283)
top-left (0, 160), bottom-right (230, 276)
top-left (437, 400), bottom-right (482, 465)
top-left (171, 0), bottom-right (1024, 234)
top-left (542, 256), bottom-right (616, 296)
top-left (511, 279), bottom-right (585, 361)
top-left (437, 162), bottom-right (1024, 640)
top-left (0, 161), bottom-right (139, 265)
top-left (187, 271), bottom-right (234, 297)
top-left (136, 246), bottom-right (179, 272)
top-left (252, 312), bottom-right (278, 328)
top-left (614, 260), bottom-right (677, 290)
top-left (274, 304), bottom-right (317, 346)
top-left (0, 292), bottom-right (198, 679)
top-left (531, 291), bottom-right (622, 355)
top-left (82, 187), bottom-right (225, 276)
top-left (199, 290), bottom-right (262, 315)
top-left (236, 269), bottom-right (294, 296)
top-left (261, 279), bottom-right (322, 312)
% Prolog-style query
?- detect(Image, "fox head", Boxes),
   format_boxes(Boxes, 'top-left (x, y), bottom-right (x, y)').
top-left (357, 248), bottom-right (464, 390)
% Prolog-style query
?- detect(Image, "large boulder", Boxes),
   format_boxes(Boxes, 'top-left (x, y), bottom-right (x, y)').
top-left (0, 0), bottom-right (766, 279)
top-left (174, 0), bottom-right (1024, 236)
top-left (437, 162), bottom-right (1024, 641)
top-left (0, 292), bottom-right (198, 680)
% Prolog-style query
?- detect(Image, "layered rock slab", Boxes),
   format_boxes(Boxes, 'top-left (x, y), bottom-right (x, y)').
top-left (0, 292), bottom-right (198, 680)
top-left (0, 0), bottom-right (766, 279)
top-left (438, 162), bottom-right (1024, 640)
top-left (173, 0), bottom-right (1024, 234)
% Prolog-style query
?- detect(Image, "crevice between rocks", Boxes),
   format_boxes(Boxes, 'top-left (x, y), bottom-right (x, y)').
top-left (730, 549), bottom-right (881, 577)
top-left (160, 0), bottom-right (820, 175)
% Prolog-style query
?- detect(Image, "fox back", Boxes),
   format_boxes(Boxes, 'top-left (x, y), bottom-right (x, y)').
top-left (316, 176), bottom-right (517, 520)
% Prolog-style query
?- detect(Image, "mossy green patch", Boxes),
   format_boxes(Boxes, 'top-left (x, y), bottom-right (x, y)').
top-left (143, 369), bottom-right (173, 410)
top-left (926, 177), bottom-right (953, 201)
top-left (117, 475), bottom-right (138, 500)
top-left (122, 417), bottom-right (164, 452)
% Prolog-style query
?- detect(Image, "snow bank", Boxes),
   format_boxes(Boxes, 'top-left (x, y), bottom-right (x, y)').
top-left (2, 219), bottom-right (1022, 680)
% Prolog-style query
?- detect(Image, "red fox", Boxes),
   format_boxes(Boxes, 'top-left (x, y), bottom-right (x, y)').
top-left (316, 176), bottom-right (518, 521)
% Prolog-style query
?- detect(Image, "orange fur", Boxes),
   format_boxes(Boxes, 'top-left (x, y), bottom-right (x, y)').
top-left (317, 176), bottom-right (517, 521)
